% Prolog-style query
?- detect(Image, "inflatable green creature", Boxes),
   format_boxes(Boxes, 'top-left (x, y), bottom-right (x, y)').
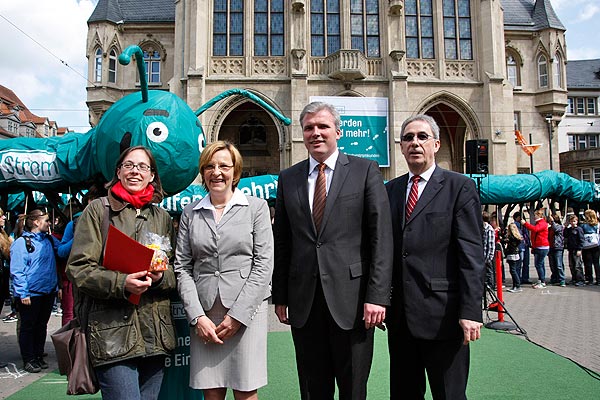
top-left (0, 45), bottom-right (291, 195)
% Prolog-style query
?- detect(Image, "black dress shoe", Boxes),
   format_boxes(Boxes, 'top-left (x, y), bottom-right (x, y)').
top-left (24, 361), bottom-right (41, 373)
top-left (36, 357), bottom-right (48, 369)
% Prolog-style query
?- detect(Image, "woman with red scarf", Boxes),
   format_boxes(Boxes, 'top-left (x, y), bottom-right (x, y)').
top-left (67, 146), bottom-right (176, 399)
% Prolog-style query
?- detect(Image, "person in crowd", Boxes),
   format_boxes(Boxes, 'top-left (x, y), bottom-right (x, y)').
top-left (524, 209), bottom-right (550, 289)
top-left (66, 146), bottom-right (176, 400)
top-left (1, 208), bottom-right (13, 315)
top-left (56, 209), bottom-right (82, 326)
top-left (547, 214), bottom-right (565, 287)
top-left (57, 190), bottom-right (100, 326)
top-left (0, 207), bottom-right (13, 368)
top-left (175, 141), bottom-right (273, 400)
top-left (490, 212), bottom-right (506, 285)
top-left (513, 212), bottom-right (532, 284)
top-left (10, 208), bottom-right (59, 373)
top-left (482, 211), bottom-right (496, 288)
top-left (385, 114), bottom-right (484, 399)
top-left (50, 218), bottom-right (66, 317)
top-left (2, 213), bottom-right (21, 323)
top-left (564, 214), bottom-right (585, 286)
top-left (273, 102), bottom-right (393, 399)
top-left (580, 209), bottom-right (600, 285)
top-left (504, 222), bottom-right (524, 292)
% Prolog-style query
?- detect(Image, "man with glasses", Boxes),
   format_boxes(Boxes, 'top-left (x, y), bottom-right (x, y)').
top-left (385, 114), bottom-right (484, 399)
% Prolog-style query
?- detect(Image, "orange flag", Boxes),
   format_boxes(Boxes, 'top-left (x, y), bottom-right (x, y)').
top-left (514, 130), bottom-right (541, 156)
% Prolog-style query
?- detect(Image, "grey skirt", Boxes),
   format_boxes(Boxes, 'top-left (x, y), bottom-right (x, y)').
top-left (189, 296), bottom-right (268, 391)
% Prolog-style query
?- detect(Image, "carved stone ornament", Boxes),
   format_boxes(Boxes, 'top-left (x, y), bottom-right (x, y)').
top-left (389, 50), bottom-right (405, 62)
top-left (292, 0), bottom-right (305, 13)
top-left (389, 0), bottom-right (403, 16)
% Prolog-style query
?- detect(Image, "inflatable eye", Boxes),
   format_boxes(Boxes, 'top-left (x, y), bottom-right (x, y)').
top-left (146, 122), bottom-right (169, 143)
top-left (198, 132), bottom-right (206, 152)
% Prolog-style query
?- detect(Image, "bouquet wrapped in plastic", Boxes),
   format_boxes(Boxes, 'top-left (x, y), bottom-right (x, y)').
top-left (141, 232), bottom-right (172, 272)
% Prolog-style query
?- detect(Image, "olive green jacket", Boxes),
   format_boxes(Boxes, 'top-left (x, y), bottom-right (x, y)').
top-left (66, 193), bottom-right (176, 367)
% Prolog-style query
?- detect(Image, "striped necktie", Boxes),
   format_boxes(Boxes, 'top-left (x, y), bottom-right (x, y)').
top-left (405, 175), bottom-right (421, 220)
top-left (312, 163), bottom-right (327, 231)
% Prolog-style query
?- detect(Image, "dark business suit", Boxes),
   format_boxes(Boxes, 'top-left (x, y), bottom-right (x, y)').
top-left (273, 152), bottom-right (393, 399)
top-left (386, 166), bottom-right (484, 399)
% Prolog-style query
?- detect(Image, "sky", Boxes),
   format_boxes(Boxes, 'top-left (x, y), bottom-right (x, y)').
top-left (0, 0), bottom-right (598, 133)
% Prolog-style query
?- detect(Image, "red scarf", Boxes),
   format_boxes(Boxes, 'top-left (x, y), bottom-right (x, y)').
top-left (111, 181), bottom-right (155, 209)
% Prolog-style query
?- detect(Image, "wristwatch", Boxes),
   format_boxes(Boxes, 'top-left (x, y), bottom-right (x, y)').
top-left (190, 316), bottom-right (199, 327)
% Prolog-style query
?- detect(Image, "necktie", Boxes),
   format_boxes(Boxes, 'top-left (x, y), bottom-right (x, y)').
top-left (405, 175), bottom-right (421, 220)
top-left (313, 163), bottom-right (327, 231)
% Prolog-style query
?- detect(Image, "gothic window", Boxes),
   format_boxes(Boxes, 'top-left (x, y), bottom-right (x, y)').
top-left (553, 54), bottom-right (562, 88)
top-left (538, 55), bottom-right (548, 88)
top-left (443, 0), bottom-right (472, 60)
top-left (254, 0), bottom-right (284, 56)
top-left (405, 0), bottom-right (434, 59)
top-left (506, 52), bottom-right (520, 87)
top-left (143, 48), bottom-right (161, 84)
top-left (94, 48), bottom-right (102, 82)
top-left (108, 48), bottom-right (118, 84)
top-left (213, 0), bottom-right (244, 56)
top-left (310, 0), bottom-right (341, 56)
top-left (350, 0), bottom-right (380, 57)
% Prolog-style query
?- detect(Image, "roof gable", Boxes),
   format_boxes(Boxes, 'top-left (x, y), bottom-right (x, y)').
top-left (88, 0), bottom-right (175, 24)
top-left (502, 0), bottom-right (565, 31)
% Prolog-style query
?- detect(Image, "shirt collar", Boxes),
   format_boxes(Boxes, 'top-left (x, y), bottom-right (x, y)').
top-left (194, 187), bottom-right (249, 210)
top-left (309, 149), bottom-right (339, 175)
top-left (409, 163), bottom-right (436, 183)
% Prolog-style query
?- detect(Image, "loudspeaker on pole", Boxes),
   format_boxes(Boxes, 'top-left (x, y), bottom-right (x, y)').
top-left (465, 139), bottom-right (489, 174)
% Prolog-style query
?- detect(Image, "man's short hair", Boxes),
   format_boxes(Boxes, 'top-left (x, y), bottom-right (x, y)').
top-left (513, 212), bottom-right (521, 219)
top-left (299, 102), bottom-right (341, 131)
top-left (400, 114), bottom-right (440, 139)
top-left (482, 211), bottom-right (490, 223)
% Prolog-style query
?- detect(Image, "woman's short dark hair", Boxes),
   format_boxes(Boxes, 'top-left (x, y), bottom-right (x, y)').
top-left (199, 141), bottom-right (243, 191)
top-left (105, 146), bottom-right (165, 202)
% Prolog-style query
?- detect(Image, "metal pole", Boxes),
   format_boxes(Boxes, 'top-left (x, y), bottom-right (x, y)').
top-left (546, 115), bottom-right (554, 170)
top-left (529, 133), bottom-right (534, 173)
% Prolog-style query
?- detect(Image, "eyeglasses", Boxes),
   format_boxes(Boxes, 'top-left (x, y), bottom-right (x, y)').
top-left (205, 164), bottom-right (234, 172)
top-left (120, 161), bottom-right (152, 172)
top-left (401, 133), bottom-right (435, 143)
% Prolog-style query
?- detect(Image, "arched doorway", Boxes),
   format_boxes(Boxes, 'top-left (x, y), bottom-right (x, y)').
top-left (217, 102), bottom-right (281, 177)
top-left (419, 97), bottom-right (479, 173)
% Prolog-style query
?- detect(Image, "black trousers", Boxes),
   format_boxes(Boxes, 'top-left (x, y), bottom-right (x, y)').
top-left (18, 293), bottom-right (54, 364)
top-left (291, 282), bottom-right (374, 400)
top-left (388, 315), bottom-right (470, 400)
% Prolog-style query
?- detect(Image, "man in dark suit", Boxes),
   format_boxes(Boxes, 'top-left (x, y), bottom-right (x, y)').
top-left (273, 101), bottom-right (393, 399)
top-left (386, 114), bottom-right (484, 399)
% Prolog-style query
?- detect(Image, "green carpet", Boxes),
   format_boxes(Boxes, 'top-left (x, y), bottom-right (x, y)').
top-left (8, 329), bottom-right (600, 399)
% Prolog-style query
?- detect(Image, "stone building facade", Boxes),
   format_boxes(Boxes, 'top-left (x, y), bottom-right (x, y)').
top-left (86, 0), bottom-right (567, 179)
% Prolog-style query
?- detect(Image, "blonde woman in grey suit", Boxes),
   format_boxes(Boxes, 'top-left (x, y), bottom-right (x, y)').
top-left (174, 141), bottom-right (274, 400)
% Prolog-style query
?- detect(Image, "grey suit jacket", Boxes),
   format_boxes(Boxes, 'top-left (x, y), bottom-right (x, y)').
top-left (174, 195), bottom-right (273, 327)
top-left (386, 166), bottom-right (484, 340)
top-left (272, 152), bottom-right (393, 330)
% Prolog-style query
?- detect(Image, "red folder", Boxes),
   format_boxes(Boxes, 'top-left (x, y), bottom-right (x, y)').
top-left (103, 225), bottom-right (155, 305)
